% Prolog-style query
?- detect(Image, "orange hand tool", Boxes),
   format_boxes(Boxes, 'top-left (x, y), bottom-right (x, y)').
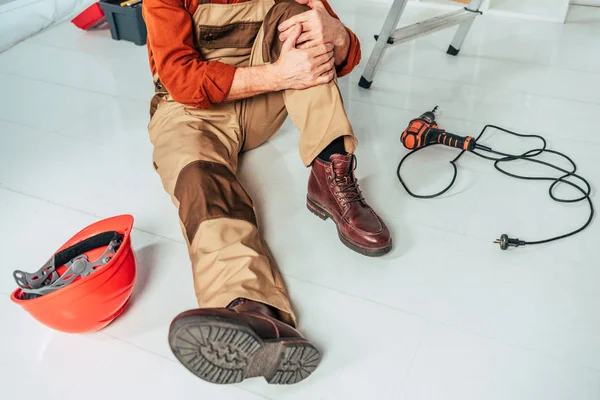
top-left (400, 106), bottom-right (476, 152)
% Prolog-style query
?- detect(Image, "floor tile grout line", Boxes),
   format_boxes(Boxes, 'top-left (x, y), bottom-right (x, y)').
top-left (346, 92), bottom-right (599, 128)
top-left (397, 318), bottom-right (431, 399)
top-left (102, 332), bottom-right (176, 363)
top-left (236, 388), bottom-right (275, 400)
top-left (0, 184), bottom-right (182, 245)
top-left (56, 381), bottom-right (82, 400)
top-left (3, 173), bottom-right (590, 262)
top-left (0, 185), bottom-right (105, 220)
top-left (2, 55), bottom-right (600, 109)
top-left (0, 83), bottom-right (598, 153)
top-left (345, 94), bottom-right (600, 146)
top-left (0, 175), bottom-right (490, 249)
top-left (0, 117), bottom-right (62, 134)
top-left (259, 197), bottom-right (479, 240)
top-left (0, 116), bottom-right (120, 149)
top-left (0, 96), bottom-right (600, 151)
top-left (13, 40), bottom-right (147, 60)
top-left (281, 273), bottom-right (431, 321)
top-left (387, 211), bottom-right (594, 265)
top-left (363, 51), bottom-right (600, 90)
top-left (253, 180), bottom-right (487, 240)
top-left (344, 95), bottom-right (600, 146)
top-left (74, 332), bottom-right (274, 400)
top-left (0, 0), bottom-right (52, 14)
top-left (0, 71), bottom-right (149, 104)
top-left (434, 318), bottom-right (600, 374)
top-left (102, 336), bottom-right (276, 400)
top-left (348, 68), bottom-right (600, 108)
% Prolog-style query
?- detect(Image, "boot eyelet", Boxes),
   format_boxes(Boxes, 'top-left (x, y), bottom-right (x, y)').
top-left (326, 168), bottom-right (330, 173)
top-left (330, 183), bottom-right (334, 187)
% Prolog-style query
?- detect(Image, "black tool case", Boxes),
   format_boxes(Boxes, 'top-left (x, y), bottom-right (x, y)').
top-left (99, 0), bottom-right (147, 46)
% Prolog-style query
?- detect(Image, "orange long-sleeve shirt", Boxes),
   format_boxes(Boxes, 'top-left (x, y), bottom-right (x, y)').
top-left (142, 0), bottom-right (361, 109)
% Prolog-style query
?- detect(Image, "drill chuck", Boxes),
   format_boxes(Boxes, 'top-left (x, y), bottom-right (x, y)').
top-left (418, 105), bottom-right (438, 124)
top-left (419, 112), bottom-right (436, 124)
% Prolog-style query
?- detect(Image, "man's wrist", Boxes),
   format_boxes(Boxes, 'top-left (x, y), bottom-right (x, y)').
top-left (263, 63), bottom-right (285, 91)
top-left (225, 63), bottom-right (285, 102)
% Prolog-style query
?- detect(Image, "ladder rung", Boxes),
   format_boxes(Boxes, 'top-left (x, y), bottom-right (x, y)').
top-left (389, 8), bottom-right (480, 46)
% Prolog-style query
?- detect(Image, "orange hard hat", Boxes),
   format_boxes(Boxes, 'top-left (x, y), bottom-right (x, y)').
top-left (10, 215), bottom-right (137, 334)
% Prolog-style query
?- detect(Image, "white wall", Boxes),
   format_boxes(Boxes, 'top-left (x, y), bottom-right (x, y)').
top-left (0, 0), bottom-right (93, 52)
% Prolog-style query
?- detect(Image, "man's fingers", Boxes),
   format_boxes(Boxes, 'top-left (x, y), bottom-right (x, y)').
top-left (297, 31), bottom-right (312, 44)
top-left (279, 25), bottom-right (309, 42)
top-left (315, 70), bottom-right (335, 85)
top-left (297, 40), bottom-right (319, 49)
top-left (312, 50), bottom-right (334, 67)
top-left (314, 54), bottom-right (335, 75)
top-left (307, 42), bottom-right (334, 57)
top-left (281, 24), bottom-right (302, 52)
top-left (296, 40), bottom-right (323, 49)
top-left (278, 13), bottom-right (309, 32)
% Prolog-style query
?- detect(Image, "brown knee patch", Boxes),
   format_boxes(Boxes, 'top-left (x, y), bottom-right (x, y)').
top-left (174, 161), bottom-right (257, 243)
top-left (262, 0), bottom-right (310, 64)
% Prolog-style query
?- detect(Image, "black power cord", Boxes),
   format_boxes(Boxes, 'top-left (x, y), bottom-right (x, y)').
top-left (397, 124), bottom-right (594, 250)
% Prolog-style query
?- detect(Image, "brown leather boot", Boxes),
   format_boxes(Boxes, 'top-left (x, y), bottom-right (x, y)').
top-left (168, 298), bottom-right (321, 385)
top-left (307, 153), bottom-right (392, 257)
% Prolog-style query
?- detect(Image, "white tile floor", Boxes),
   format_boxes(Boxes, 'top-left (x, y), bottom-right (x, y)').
top-left (1, 2), bottom-right (599, 399)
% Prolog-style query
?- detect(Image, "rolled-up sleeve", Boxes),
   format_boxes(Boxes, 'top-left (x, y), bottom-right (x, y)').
top-left (143, 0), bottom-right (237, 108)
top-left (320, 0), bottom-right (361, 77)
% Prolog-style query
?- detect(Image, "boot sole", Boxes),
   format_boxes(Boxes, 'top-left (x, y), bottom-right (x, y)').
top-left (306, 197), bottom-right (392, 257)
top-left (169, 314), bottom-right (321, 385)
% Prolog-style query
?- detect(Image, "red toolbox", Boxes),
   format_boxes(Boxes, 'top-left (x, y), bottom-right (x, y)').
top-left (71, 2), bottom-right (106, 30)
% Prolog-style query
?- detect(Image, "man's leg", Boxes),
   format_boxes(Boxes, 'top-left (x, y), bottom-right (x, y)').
top-left (241, 1), bottom-right (356, 159)
top-left (241, 0), bottom-right (392, 257)
top-left (148, 96), bottom-right (320, 385)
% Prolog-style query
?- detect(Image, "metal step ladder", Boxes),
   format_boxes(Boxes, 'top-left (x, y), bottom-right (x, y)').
top-left (359, 0), bottom-right (484, 89)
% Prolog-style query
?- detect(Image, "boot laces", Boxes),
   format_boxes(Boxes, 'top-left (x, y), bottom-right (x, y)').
top-left (332, 156), bottom-right (364, 206)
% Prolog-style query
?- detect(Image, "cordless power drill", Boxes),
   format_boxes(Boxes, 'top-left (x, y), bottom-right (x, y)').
top-left (401, 106), bottom-right (477, 152)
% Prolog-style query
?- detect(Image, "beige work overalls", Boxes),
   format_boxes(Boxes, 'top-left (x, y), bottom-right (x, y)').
top-left (147, 0), bottom-right (358, 326)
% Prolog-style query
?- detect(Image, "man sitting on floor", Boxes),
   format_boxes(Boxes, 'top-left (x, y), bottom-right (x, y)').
top-left (142, 0), bottom-right (392, 385)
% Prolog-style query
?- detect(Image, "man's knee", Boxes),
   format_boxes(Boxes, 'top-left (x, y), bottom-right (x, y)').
top-left (262, 0), bottom-right (310, 63)
top-left (265, 0), bottom-right (310, 25)
top-left (175, 160), bottom-right (257, 243)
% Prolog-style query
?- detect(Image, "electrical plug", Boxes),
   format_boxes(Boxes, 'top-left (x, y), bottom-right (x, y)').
top-left (494, 234), bottom-right (526, 250)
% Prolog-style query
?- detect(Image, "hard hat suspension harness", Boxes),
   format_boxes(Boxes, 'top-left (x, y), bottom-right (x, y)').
top-left (14, 231), bottom-right (123, 299)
